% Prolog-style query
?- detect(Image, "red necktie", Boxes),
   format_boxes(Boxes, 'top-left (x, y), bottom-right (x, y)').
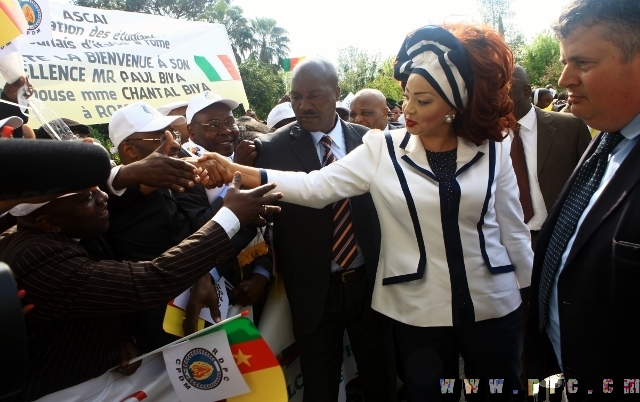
top-left (510, 124), bottom-right (534, 223)
top-left (319, 136), bottom-right (358, 269)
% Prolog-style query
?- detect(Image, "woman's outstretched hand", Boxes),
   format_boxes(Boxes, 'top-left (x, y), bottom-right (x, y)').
top-left (183, 153), bottom-right (235, 189)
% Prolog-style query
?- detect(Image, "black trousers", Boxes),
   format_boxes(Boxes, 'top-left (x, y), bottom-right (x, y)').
top-left (394, 305), bottom-right (524, 401)
top-left (295, 273), bottom-right (396, 402)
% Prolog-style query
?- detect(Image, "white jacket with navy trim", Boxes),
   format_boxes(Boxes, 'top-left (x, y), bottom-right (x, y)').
top-left (263, 128), bottom-right (533, 327)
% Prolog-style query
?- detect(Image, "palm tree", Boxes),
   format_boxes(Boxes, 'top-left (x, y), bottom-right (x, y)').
top-left (250, 17), bottom-right (290, 65)
top-left (202, 1), bottom-right (253, 64)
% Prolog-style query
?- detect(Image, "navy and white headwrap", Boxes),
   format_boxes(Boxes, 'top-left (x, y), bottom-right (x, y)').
top-left (394, 25), bottom-right (474, 110)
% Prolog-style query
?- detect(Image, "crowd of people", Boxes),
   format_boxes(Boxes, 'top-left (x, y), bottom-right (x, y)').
top-left (1, 0), bottom-right (639, 400)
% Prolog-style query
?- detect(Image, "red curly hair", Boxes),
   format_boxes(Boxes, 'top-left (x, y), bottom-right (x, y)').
top-left (444, 24), bottom-right (516, 145)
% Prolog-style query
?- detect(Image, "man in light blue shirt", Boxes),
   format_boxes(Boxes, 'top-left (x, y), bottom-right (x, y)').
top-left (524, 0), bottom-right (640, 394)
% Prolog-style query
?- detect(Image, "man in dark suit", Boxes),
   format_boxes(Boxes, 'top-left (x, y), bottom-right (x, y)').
top-left (524, 0), bottom-right (640, 395)
top-left (349, 88), bottom-right (404, 131)
top-left (253, 58), bottom-right (395, 401)
top-left (509, 65), bottom-right (591, 248)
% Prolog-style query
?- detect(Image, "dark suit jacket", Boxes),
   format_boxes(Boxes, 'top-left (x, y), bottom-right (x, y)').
top-left (525, 133), bottom-right (640, 384)
top-left (534, 107), bottom-right (592, 211)
top-left (254, 118), bottom-right (381, 337)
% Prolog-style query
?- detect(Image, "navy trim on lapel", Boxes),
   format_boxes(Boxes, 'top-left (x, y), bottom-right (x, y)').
top-left (401, 155), bottom-right (438, 181)
top-left (288, 124), bottom-right (321, 172)
top-left (477, 141), bottom-right (514, 274)
top-left (455, 152), bottom-right (484, 177)
top-left (399, 132), bottom-right (411, 148)
top-left (382, 130), bottom-right (427, 285)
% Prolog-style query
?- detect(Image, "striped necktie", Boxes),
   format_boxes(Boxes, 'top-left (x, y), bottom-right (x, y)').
top-left (538, 131), bottom-right (624, 331)
top-left (319, 135), bottom-right (358, 269)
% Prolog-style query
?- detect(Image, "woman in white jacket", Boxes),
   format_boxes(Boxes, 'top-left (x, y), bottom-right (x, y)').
top-left (202, 24), bottom-right (532, 399)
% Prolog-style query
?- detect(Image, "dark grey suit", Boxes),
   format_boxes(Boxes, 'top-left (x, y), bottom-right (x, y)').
top-left (525, 132), bottom-right (640, 391)
top-left (254, 117), bottom-right (395, 401)
top-left (534, 107), bottom-right (592, 211)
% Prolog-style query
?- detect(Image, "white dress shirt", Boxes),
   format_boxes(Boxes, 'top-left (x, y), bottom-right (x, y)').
top-left (546, 112), bottom-right (640, 369)
top-left (509, 106), bottom-right (548, 230)
top-left (309, 117), bottom-right (365, 272)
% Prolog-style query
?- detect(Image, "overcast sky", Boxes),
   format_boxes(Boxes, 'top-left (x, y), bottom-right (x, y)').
top-left (234, 0), bottom-right (571, 63)
top-left (51, 0), bottom-right (571, 64)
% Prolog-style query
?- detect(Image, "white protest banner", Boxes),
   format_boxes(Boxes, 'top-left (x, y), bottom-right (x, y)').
top-left (1, 2), bottom-right (249, 125)
top-left (37, 315), bottom-right (287, 402)
top-left (163, 330), bottom-right (250, 401)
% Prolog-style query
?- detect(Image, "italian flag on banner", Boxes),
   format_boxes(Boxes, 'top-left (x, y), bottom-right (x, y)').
top-left (280, 57), bottom-right (305, 72)
top-left (194, 55), bottom-right (241, 82)
top-left (0, 0), bottom-right (28, 45)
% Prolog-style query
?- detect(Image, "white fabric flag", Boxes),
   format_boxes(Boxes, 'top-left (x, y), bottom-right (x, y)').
top-left (35, 355), bottom-right (177, 402)
top-left (173, 276), bottom-right (231, 322)
top-left (162, 330), bottom-right (250, 401)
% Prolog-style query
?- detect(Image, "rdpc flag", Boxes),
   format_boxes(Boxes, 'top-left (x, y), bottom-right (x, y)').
top-left (163, 330), bottom-right (250, 401)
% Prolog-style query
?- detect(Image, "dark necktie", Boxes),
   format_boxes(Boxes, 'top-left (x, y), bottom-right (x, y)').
top-left (319, 135), bottom-right (357, 270)
top-left (510, 124), bottom-right (534, 223)
top-left (538, 131), bottom-right (624, 331)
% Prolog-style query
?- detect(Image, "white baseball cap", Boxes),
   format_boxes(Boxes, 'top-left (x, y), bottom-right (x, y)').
top-left (0, 116), bottom-right (23, 129)
top-left (157, 101), bottom-right (189, 116)
top-left (108, 102), bottom-right (186, 150)
top-left (336, 101), bottom-right (349, 114)
top-left (266, 102), bottom-right (296, 128)
top-left (186, 91), bottom-right (239, 123)
top-left (9, 192), bottom-right (77, 217)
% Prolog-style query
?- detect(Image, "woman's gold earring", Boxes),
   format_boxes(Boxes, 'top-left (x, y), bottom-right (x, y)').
top-left (444, 114), bottom-right (455, 123)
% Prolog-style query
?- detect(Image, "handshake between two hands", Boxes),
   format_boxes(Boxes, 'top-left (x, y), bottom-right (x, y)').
top-left (184, 152), bottom-right (236, 190)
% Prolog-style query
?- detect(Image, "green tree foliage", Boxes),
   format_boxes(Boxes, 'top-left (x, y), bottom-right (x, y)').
top-left (238, 57), bottom-right (286, 120)
top-left (368, 57), bottom-right (403, 102)
top-left (202, 1), bottom-right (253, 64)
top-left (477, 0), bottom-right (525, 62)
top-left (520, 31), bottom-right (563, 87)
top-left (337, 46), bottom-right (380, 99)
top-left (72, 0), bottom-right (217, 20)
top-left (250, 17), bottom-right (290, 65)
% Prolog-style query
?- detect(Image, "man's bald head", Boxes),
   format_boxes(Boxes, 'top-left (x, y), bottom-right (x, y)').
top-left (349, 88), bottom-right (390, 130)
top-left (291, 58), bottom-right (339, 88)
top-left (290, 58), bottom-right (341, 133)
top-left (510, 65), bottom-right (533, 120)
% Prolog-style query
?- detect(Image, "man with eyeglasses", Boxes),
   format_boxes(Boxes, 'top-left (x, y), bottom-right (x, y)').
top-left (181, 91), bottom-right (273, 332)
top-left (102, 101), bottom-right (226, 352)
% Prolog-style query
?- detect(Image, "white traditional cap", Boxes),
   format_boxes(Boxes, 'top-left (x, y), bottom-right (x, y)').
top-left (108, 102), bottom-right (186, 150)
top-left (157, 101), bottom-right (189, 116)
top-left (186, 91), bottom-right (239, 123)
top-left (9, 193), bottom-right (77, 217)
top-left (0, 116), bottom-right (23, 129)
top-left (336, 101), bottom-right (349, 114)
top-left (266, 102), bottom-right (295, 128)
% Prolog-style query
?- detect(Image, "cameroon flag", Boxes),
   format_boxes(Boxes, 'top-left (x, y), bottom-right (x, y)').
top-left (280, 57), bottom-right (305, 72)
top-left (197, 317), bottom-right (288, 402)
top-left (0, 0), bottom-right (27, 45)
